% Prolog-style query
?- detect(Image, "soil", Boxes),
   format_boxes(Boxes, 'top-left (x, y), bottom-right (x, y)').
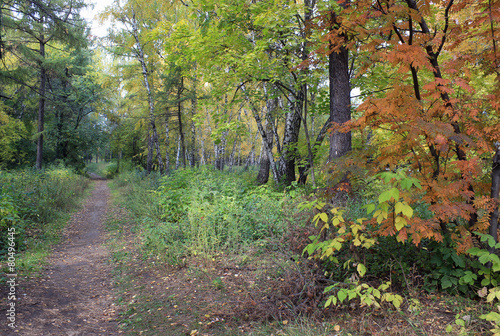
top-left (0, 177), bottom-right (119, 336)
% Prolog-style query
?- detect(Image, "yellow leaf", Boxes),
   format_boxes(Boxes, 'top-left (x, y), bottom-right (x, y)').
top-left (395, 216), bottom-right (407, 230)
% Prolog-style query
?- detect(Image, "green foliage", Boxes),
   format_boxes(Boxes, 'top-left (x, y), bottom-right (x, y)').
top-left (103, 162), bottom-right (119, 179)
top-left (115, 167), bottom-right (291, 263)
top-left (301, 170), bottom-right (500, 300)
top-left (155, 167), bottom-right (287, 257)
top-left (324, 280), bottom-right (403, 309)
top-left (0, 166), bottom-right (89, 264)
top-left (469, 236), bottom-right (500, 336)
top-left (468, 233), bottom-right (500, 287)
top-left (0, 191), bottom-right (22, 254)
top-left (300, 196), bottom-right (403, 309)
top-left (0, 107), bottom-right (27, 168)
top-left (424, 240), bottom-right (476, 294)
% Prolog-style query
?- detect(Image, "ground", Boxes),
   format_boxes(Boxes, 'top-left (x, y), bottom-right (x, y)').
top-left (0, 177), bottom-right (118, 336)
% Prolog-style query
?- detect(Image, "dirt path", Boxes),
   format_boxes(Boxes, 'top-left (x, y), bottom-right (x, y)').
top-left (1, 179), bottom-right (119, 336)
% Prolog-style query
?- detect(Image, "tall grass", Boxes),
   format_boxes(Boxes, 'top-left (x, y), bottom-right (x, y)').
top-left (112, 167), bottom-right (294, 264)
top-left (0, 165), bottom-right (90, 273)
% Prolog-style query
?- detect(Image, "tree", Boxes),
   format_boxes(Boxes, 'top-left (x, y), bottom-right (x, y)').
top-left (333, 0), bottom-right (500, 250)
top-left (103, 0), bottom-right (168, 174)
top-left (1, 0), bottom-right (87, 169)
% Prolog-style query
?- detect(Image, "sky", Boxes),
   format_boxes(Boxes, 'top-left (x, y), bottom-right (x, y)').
top-left (81, 0), bottom-right (115, 38)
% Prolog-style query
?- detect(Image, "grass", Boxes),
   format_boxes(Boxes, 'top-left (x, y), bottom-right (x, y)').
top-left (103, 166), bottom-right (494, 335)
top-left (0, 165), bottom-right (91, 277)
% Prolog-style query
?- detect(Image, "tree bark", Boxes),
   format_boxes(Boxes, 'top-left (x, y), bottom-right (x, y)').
top-left (328, 12), bottom-right (352, 160)
top-left (298, 115), bottom-right (332, 184)
top-left (36, 37), bottom-right (46, 170)
top-left (177, 77), bottom-right (186, 168)
top-left (131, 7), bottom-right (163, 174)
top-left (257, 98), bottom-right (277, 185)
top-left (146, 126), bottom-right (153, 174)
top-left (165, 107), bottom-right (171, 174)
top-left (244, 130), bottom-right (259, 170)
top-left (175, 135), bottom-right (181, 169)
top-left (277, 93), bottom-right (302, 185)
top-left (189, 73), bottom-right (197, 167)
top-left (488, 146), bottom-right (500, 254)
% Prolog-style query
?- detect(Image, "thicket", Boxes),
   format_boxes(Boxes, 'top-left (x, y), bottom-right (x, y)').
top-left (109, 163), bottom-right (500, 332)
top-left (0, 166), bottom-right (89, 263)
top-left (112, 167), bottom-right (296, 265)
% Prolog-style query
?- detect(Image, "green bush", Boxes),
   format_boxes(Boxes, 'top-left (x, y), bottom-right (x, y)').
top-left (104, 162), bottom-right (119, 179)
top-left (0, 166), bottom-right (89, 260)
top-left (114, 167), bottom-right (291, 263)
top-left (154, 167), bottom-right (287, 257)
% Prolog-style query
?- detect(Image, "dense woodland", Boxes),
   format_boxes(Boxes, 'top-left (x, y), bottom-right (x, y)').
top-left (1, 0), bottom-right (500, 334)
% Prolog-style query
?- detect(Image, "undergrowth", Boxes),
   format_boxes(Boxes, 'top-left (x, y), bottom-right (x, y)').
top-left (112, 166), bottom-right (295, 264)
top-left (0, 165), bottom-right (90, 275)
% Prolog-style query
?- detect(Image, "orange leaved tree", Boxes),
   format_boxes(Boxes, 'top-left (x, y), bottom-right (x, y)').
top-left (324, 0), bottom-right (500, 252)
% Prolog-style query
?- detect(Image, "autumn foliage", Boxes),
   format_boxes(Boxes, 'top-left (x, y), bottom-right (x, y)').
top-left (315, 0), bottom-right (500, 252)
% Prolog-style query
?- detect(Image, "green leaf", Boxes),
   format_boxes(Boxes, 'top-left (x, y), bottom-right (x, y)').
top-left (388, 187), bottom-right (400, 201)
top-left (441, 276), bottom-right (453, 289)
top-left (467, 247), bottom-right (482, 255)
top-left (364, 203), bottom-right (376, 214)
top-left (400, 178), bottom-right (410, 190)
top-left (392, 295), bottom-right (403, 308)
top-left (319, 212), bottom-right (328, 223)
top-left (394, 202), bottom-right (404, 214)
top-left (401, 204), bottom-right (414, 218)
top-left (364, 296), bottom-right (373, 306)
top-left (357, 263), bottom-right (367, 277)
top-left (479, 254), bottom-right (492, 264)
top-left (378, 190), bottom-right (393, 203)
top-left (481, 278), bottom-right (491, 286)
top-left (380, 202), bottom-right (390, 213)
top-left (324, 296), bottom-right (333, 308)
top-left (338, 289), bottom-right (347, 302)
top-left (480, 312), bottom-right (500, 322)
top-left (412, 179), bottom-right (422, 189)
top-left (451, 254), bottom-right (466, 268)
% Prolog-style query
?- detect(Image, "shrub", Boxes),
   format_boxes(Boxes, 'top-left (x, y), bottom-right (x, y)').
top-left (115, 167), bottom-right (292, 263)
top-left (0, 166), bottom-right (89, 260)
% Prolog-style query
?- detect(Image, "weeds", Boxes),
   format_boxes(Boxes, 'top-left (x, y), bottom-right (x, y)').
top-left (0, 165), bottom-right (90, 274)
top-left (113, 167), bottom-right (291, 264)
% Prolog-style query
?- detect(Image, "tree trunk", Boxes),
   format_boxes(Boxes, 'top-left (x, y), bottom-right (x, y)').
top-left (146, 127), bottom-right (153, 174)
top-left (229, 137), bottom-right (238, 171)
top-left (36, 37), bottom-right (46, 170)
top-left (298, 115), bottom-right (332, 184)
top-left (189, 74), bottom-right (197, 167)
top-left (213, 102), bottom-right (230, 171)
top-left (257, 97), bottom-right (278, 185)
top-left (199, 130), bottom-right (206, 165)
top-left (177, 77), bottom-right (186, 168)
top-left (131, 7), bottom-right (163, 174)
top-left (328, 22), bottom-right (351, 161)
top-left (277, 93), bottom-right (303, 185)
top-left (244, 130), bottom-right (259, 170)
top-left (237, 141), bottom-right (242, 166)
top-left (175, 135), bottom-right (181, 169)
top-left (488, 146), bottom-right (500, 254)
top-left (165, 107), bottom-right (171, 174)
top-left (214, 134), bottom-right (227, 171)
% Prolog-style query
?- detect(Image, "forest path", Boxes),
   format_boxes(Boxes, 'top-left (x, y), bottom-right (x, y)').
top-left (1, 178), bottom-right (120, 335)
